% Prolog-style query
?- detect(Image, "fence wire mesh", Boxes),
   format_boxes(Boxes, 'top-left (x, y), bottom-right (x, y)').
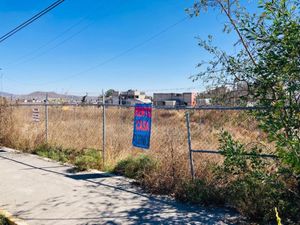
top-left (47, 105), bottom-right (102, 150)
top-left (3, 105), bottom-right (46, 150)
top-left (0, 104), bottom-right (275, 179)
top-left (101, 106), bottom-right (189, 172)
top-left (188, 109), bottom-right (272, 151)
top-left (185, 109), bottom-right (276, 179)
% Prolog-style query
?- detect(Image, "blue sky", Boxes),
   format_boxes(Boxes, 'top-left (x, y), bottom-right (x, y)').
top-left (0, 0), bottom-right (256, 95)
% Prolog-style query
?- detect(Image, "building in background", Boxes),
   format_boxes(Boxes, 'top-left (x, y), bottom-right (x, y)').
top-left (153, 92), bottom-right (197, 107)
top-left (105, 90), bottom-right (120, 105)
top-left (105, 90), bottom-right (151, 105)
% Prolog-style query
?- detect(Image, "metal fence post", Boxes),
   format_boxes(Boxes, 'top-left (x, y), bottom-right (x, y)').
top-left (102, 90), bottom-right (106, 168)
top-left (45, 93), bottom-right (48, 144)
top-left (185, 111), bottom-right (195, 180)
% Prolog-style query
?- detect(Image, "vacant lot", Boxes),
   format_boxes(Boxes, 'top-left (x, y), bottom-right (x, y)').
top-left (1, 105), bottom-right (273, 178)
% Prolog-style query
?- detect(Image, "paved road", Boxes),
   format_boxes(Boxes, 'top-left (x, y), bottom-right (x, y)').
top-left (0, 147), bottom-right (238, 225)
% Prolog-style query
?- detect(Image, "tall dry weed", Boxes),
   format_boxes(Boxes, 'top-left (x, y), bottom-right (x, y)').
top-left (1, 105), bottom-right (274, 185)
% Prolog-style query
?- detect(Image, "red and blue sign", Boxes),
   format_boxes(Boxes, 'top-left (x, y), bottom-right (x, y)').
top-left (132, 103), bottom-right (152, 149)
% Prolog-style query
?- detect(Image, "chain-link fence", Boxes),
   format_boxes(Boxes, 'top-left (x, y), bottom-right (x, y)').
top-left (0, 103), bottom-right (276, 179)
top-left (185, 109), bottom-right (276, 179)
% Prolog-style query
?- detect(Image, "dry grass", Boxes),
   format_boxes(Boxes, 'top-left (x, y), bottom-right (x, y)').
top-left (0, 105), bottom-right (274, 183)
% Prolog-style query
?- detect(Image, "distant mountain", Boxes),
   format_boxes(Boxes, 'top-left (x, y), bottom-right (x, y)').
top-left (26, 91), bottom-right (78, 100)
top-left (0, 90), bottom-right (103, 103)
top-left (0, 91), bottom-right (14, 97)
top-left (0, 91), bottom-right (99, 101)
top-left (27, 91), bottom-right (99, 100)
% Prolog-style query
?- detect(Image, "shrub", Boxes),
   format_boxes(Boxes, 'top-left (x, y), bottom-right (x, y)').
top-left (34, 145), bottom-right (102, 171)
top-left (0, 103), bottom-right (10, 146)
top-left (216, 131), bottom-right (300, 223)
top-left (34, 145), bottom-right (69, 163)
top-left (174, 179), bottom-right (224, 206)
top-left (74, 149), bottom-right (102, 171)
top-left (0, 215), bottom-right (9, 225)
top-left (113, 154), bottom-right (157, 180)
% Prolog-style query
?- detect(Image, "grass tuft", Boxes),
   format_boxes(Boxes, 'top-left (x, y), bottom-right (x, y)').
top-left (33, 145), bottom-right (102, 171)
top-left (0, 215), bottom-right (9, 225)
top-left (113, 154), bottom-right (157, 180)
top-left (74, 149), bottom-right (102, 171)
top-left (174, 179), bottom-right (224, 206)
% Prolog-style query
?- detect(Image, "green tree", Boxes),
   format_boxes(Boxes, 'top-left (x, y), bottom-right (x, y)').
top-left (105, 89), bottom-right (117, 97)
top-left (188, 0), bottom-right (300, 175)
top-left (188, 1), bottom-right (300, 222)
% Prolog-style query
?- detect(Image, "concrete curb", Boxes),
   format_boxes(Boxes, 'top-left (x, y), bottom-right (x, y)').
top-left (0, 209), bottom-right (28, 225)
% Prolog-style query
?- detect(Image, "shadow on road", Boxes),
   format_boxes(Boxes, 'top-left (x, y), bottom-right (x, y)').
top-left (0, 150), bottom-right (238, 224)
top-left (66, 173), bottom-right (114, 180)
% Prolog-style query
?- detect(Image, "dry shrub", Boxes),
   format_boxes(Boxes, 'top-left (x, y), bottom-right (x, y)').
top-left (1, 106), bottom-right (46, 151)
top-left (1, 105), bottom-right (274, 177)
top-left (0, 105), bottom-right (10, 146)
top-left (1, 105), bottom-right (282, 220)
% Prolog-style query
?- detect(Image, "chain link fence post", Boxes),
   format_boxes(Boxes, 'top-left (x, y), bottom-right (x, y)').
top-left (185, 111), bottom-right (195, 180)
top-left (45, 93), bottom-right (48, 144)
top-left (102, 90), bottom-right (106, 168)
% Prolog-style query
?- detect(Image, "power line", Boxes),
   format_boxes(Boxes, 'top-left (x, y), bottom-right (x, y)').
top-left (5, 15), bottom-right (189, 87)
top-left (0, 0), bottom-right (65, 44)
top-left (15, 22), bottom-right (94, 65)
top-left (7, 1), bottom-right (106, 66)
top-left (7, 18), bottom-right (86, 66)
top-left (33, 16), bottom-right (190, 86)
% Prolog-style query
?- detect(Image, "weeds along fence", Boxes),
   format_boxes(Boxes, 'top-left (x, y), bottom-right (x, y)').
top-left (0, 103), bottom-right (276, 178)
top-left (184, 110), bottom-right (277, 180)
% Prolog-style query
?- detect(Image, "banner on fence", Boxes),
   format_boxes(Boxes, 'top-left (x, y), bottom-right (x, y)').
top-left (32, 108), bottom-right (40, 122)
top-left (132, 103), bottom-right (152, 149)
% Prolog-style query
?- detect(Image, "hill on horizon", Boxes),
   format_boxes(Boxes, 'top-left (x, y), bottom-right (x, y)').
top-left (0, 91), bottom-right (98, 100)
